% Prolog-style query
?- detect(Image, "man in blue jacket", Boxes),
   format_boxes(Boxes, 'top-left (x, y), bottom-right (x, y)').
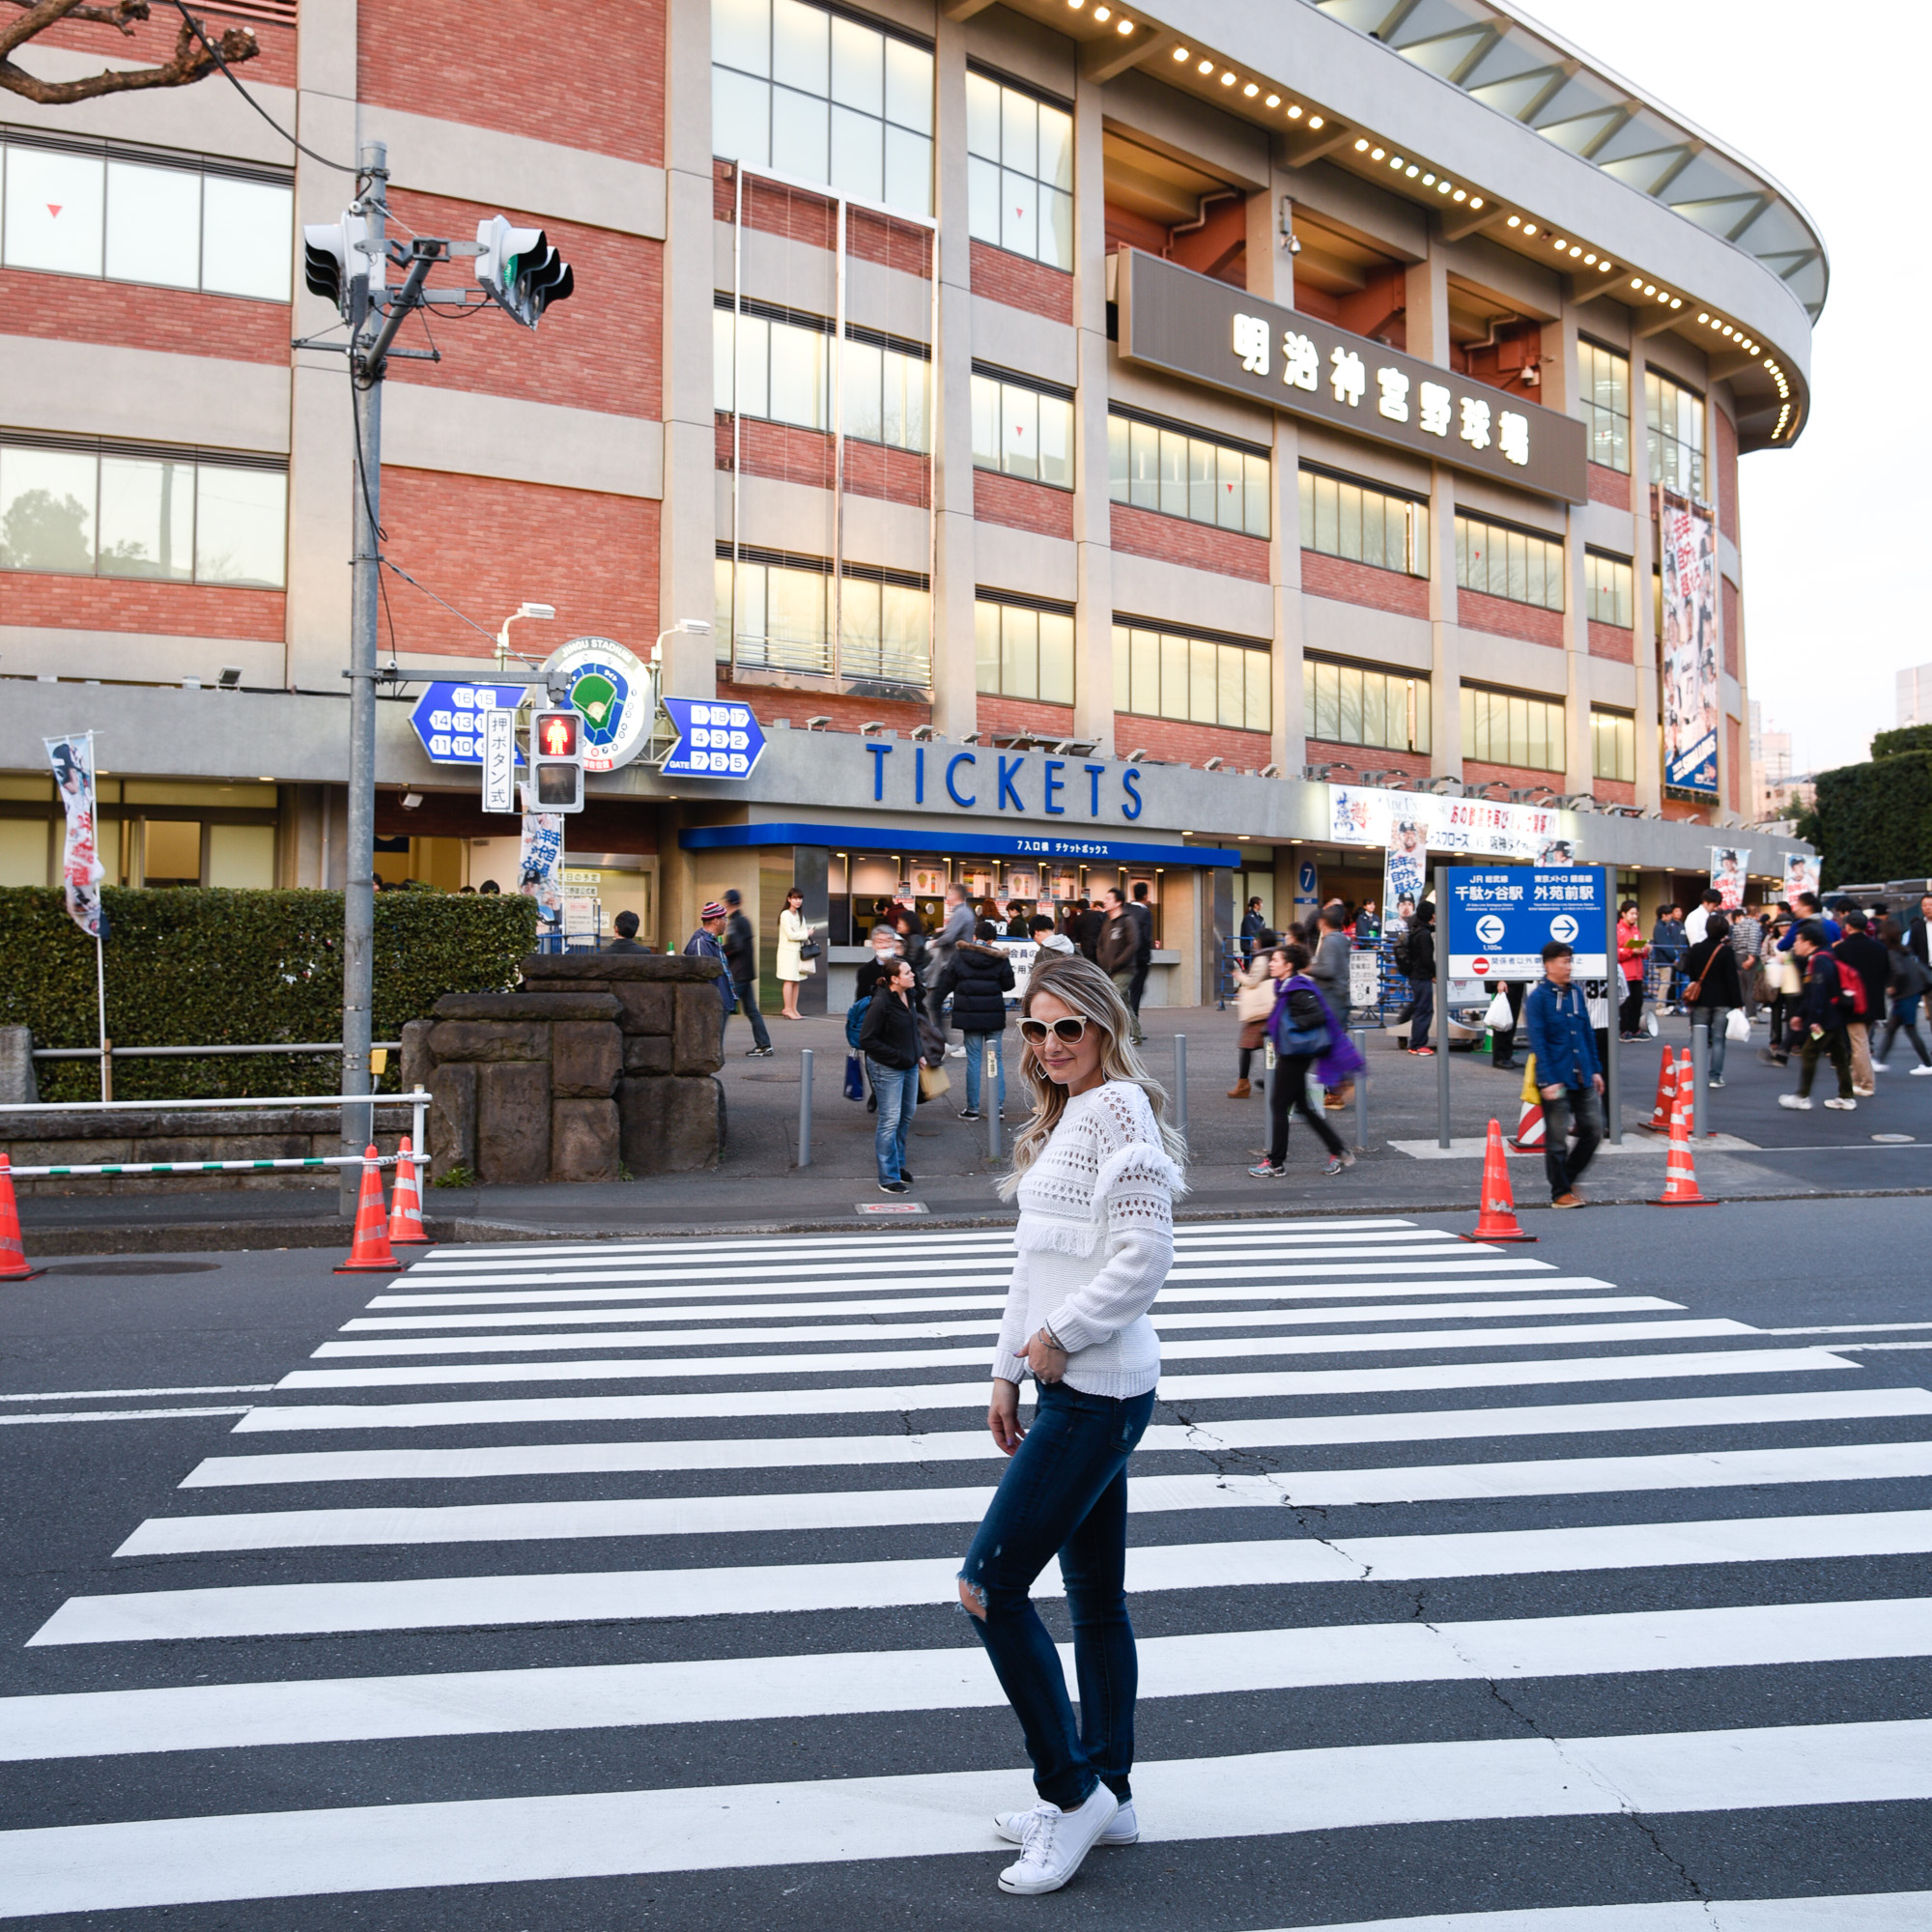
top-left (1522, 939), bottom-right (1605, 1209)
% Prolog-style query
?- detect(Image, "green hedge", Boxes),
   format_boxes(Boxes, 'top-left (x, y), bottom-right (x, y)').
top-left (1812, 752), bottom-right (1932, 893)
top-left (1871, 725), bottom-right (1932, 761)
top-left (0, 888), bottom-right (539, 1101)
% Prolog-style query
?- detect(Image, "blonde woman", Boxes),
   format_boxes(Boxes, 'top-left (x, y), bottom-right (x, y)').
top-left (957, 952), bottom-right (1186, 1896)
top-left (775, 885), bottom-right (817, 1019)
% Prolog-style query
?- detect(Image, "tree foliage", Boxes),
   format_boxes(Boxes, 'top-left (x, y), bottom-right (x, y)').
top-left (0, 887), bottom-right (538, 1100)
top-left (1812, 753), bottom-right (1932, 893)
top-left (2, 0), bottom-right (257, 107)
top-left (1870, 724), bottom-right (1932, 762)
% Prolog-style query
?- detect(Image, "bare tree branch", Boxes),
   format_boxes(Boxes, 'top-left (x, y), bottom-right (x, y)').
top-left (0, 0), bottom-right (257, 106)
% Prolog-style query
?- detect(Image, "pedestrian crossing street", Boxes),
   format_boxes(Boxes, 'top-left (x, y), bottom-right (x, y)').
top-left (5, 1216), bottom-right (1932, 1925)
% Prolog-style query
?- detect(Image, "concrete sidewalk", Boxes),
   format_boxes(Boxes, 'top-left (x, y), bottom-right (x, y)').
top-left (15, 1004), bottom-right (1931, 1252)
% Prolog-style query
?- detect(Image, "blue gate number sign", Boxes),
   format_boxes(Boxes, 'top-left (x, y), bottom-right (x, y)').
top-left (1446, 867), bottom-right (1606, 980)
top-left (409, 682), bottom-right (530, 765)
top-left (661, 696), bottom-right (767, 779)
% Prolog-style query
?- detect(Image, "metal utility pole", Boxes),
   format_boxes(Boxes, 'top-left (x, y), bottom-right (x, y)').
top-left (339, 140), bottom-right (387, 1210)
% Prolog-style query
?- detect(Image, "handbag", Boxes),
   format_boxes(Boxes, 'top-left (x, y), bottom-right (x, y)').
top-left (843, 1051), bottom-right (865, 1100)
top-left (798, 937), bottom-right (823, 960)
top-left (918, 1063), bottom-right (951, 1099)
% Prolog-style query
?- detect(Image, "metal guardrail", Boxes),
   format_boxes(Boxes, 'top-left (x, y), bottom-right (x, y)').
top-left (30, 1041), bottom-right (404, 1062)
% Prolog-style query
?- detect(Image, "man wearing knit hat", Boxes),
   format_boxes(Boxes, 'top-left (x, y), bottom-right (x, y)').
top-left (683, 902), bottom-right (736, 1057)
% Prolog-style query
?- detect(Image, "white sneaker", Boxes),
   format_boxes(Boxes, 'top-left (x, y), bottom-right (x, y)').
top-left (1824, 1096), bottom-right (1858, 1111)
top-left (1871, 1062), bottom-right (1889, 1073)
top-left (1778, 1094), bottom-right (1812, 1110)
top-left (997, 1786), bottom-right (1120, 1894)
top-left (1913, 1065), bottom-right (1932, 1077)
top-left (995, 1798), bottom-right (1138, 1848)
top-left (1853, 1087), bottom-right (1876, 1098)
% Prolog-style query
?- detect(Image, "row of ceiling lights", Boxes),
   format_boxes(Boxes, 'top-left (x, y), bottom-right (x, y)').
top-left (1148, 40), bottom-right (1793, 417)
top-left (1170, 47), bottom-right (1322, 127)
top-left (1065, 0), bottom-right (1138, 32)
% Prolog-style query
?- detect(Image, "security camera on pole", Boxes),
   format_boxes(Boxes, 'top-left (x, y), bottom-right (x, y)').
top-left (299, 145), bottom-right (577, 1210)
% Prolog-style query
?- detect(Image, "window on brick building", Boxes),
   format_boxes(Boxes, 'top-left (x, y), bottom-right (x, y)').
top-left (0, 434), bottom-right (286, 586)
top-left (0, 134), bottom-right (292, 299)
top-left (971, 367), bottom-right (1072, 488)
top-left (1298, 467), bottom-right (1428, 577)
top-left (1462, 683), bottom-right (1565, 772)
top-left (1455, 512), bottom-right (1565, 611)
top-left (967, 69), bottom-right (1072, 271)
top-left (714, 298), bottom-right (929, 451)
top-left (1303, 656), bottom-right (1429, 753)
top-left (716, 546), bottom-right (929, 688)
top-left (977, 595), bottom-right (1074, 704)
top-left (1577, 338), bottom-right (1630, 473)
top-left (712, 0), bottom-right (934, 216)
top-left (1108, 409), bottom-right (1268, 539)
top-left (1591, 707), bottom-right (1636, 783)
top-left (1585, 549), bottom-right (1633, 628)
top-left (1114, 621), bottom-right (1271, 734)
top-left (1646, 369), bottom-right (1705, 499)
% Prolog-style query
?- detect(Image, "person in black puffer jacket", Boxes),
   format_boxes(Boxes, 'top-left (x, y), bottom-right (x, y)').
top-left (937, 919), bottom-right (1016, 1121)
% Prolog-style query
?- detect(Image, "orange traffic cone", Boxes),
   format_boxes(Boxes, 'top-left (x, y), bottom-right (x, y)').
top-left (1652, 1058), bottom-right (1717, 1208)
top-left (334, 1144), bottom-right (400, 1272)
top-left (0, 1153), bottom-right (43, 1281)
top-left (1647, 1048), bottom-right (1683, 1133)
top-left (386, 1136), bottom-right (427, 1245)
top-left (1508, 1054), bottom-right (1546, 1151)
top-left (1462, 1118), bottom-right (1536, 1243)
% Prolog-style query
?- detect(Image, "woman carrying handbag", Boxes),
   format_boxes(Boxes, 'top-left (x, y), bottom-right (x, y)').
top-left (776, 885), bottom-right (821, 1020)
top-left (1227, 942), bottom-right (1277, 1096)
top-left (1248, 943), bottom-right (1358, 1179)
top-left (1682, 913), bottom-right (1744, 1087)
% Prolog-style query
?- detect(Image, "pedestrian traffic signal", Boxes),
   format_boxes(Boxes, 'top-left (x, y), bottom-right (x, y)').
top-left (301, 213), bottom-right (373, 318)
top-left (474, 214), bottom-right (575, 327)
top-left (530, 708), bottom-right (584, 811)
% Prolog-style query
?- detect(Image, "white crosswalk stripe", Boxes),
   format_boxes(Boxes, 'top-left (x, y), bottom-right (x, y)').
top-left (8, 1214), bottom-right (1931, 1922)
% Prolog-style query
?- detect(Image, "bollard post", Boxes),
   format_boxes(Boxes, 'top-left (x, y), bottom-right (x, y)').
top-left (1351, 1027), bottom-right (1369, 1153)
top-left (985, 1041), bottom-right (1001, 1161)
top-left (1690, 1023), bottom-right (1708, 1141)
top-left (1172, 1034), bottom-right (1188, 1136)
top-left (411, 1088), bottom-right (427, 1176)
top-left (798, 1047), bottom-right (813, 1168)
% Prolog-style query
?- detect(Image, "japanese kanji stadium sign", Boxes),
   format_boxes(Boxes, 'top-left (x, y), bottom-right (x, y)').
top-left (1114, 249), bottom-right (1588, 504)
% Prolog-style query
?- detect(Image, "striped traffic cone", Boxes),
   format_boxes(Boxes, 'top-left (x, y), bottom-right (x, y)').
top-left (334, 1145), bottom-right (400, 1272)
top-left (386, 1136), bottom-right (427, 1245)
top-left (1647, 1047), bottom-right (1683, 1133)
top-left (1461, 1118), bottom-right (1536, 1242)
top-left (1508, 1054), bottom-right (1546, 1151)
top-left (0, 1153), bottom-right (43, 1281)
top-left (1652, 1057), bottom-right (1717, 1207)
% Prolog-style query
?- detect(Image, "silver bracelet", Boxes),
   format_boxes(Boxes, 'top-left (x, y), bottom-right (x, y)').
top-left (1040, 1324), bottom-right (1066, 1352)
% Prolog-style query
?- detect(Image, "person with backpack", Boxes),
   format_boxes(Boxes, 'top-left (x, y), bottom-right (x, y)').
top-left (859, 954), bottom-right (924, 1192)
top-left (1875, 918), bottom-right (1932, 1074)
top-left (938, 919), bottom-right (1016, 1122)
top-left (681, 903), bottom-right (736, 1058)
top-left (1400, 902), bottom-right (1436, 1055)
top-left (1247, 943), bottom-right (1357, 1179)
top-left (1522, 939), bottom-right (1604, 1208)
top-left (1779, 921), bottom-right (1857, 1111)
top-left (1833, 910), bottom-right (1889, 1097)
top-left (1682, 912), bottom-right (1745, 1087)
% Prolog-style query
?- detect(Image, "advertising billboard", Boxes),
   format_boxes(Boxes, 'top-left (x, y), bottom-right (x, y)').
top-left (1660, 490), bottom-right (1719, 796)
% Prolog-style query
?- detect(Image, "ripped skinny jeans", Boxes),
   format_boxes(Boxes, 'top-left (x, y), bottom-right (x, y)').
top-left (957, 1378), bottom-right (1155, 1810)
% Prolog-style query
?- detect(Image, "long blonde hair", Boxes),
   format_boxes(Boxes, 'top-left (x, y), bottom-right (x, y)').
top-left (998, 952), bottom-right (1186, 1197)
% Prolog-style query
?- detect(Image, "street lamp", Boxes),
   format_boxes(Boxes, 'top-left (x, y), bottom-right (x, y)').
top-left (495, 601), bottom-right (555, 672)
top-left (651, 616), bottom-right (713, 664)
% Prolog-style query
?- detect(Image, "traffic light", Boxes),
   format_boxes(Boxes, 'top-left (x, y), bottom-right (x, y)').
top-left (529, 708), bottom-right (584, 811)
top-left (474, 214), bottom-right (575, 327)
top-left (302, 213), bottom-right (373, 318)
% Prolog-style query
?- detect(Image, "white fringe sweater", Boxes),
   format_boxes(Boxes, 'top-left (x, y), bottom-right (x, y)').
top-left (992, 1080), bottom-right (1182, 1400)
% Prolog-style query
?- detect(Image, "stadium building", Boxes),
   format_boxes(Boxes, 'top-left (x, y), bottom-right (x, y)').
top-left (0, 0), bottom-right (1824, 1000)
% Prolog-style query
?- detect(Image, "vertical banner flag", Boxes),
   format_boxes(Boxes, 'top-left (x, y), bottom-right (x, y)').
top-left (518, 812), bottom-right (565, 933)
top-left (1660, 490), bottom-right (1719, 795)
top-left (44, 733), bottom-right (106, 938)
top-left (1780, 851), bottom-right (1820, 902)
top-left (1710, 846), bottom-right (1749, 910)
top-left (1383, 813), bottom-right (1428, 924)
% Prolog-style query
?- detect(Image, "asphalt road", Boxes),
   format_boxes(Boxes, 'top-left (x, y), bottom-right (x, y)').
top-left (2, 1206), bottom-right (1931, 1928)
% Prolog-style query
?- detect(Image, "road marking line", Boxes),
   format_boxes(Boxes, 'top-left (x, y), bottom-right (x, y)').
top-left (4, 1719), bottom-right (1931, 1914)
top-left (0, 1407), bottom-right (254, 1428)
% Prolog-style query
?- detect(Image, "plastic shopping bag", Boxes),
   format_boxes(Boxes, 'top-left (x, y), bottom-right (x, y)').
top-left (1725, 1009), bottom-right (1750, 1042)
top-left (1483, 988), bottom-right (1514, 1030)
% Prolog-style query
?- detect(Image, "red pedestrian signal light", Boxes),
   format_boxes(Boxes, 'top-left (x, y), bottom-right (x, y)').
top-left (530, 708), bottom-right (584, 812)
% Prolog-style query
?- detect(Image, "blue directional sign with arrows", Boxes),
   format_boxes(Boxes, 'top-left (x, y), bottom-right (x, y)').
top-left (408, 682), bottom-right (529, 764)
top-left (660, 696), bottom-right (767, 779)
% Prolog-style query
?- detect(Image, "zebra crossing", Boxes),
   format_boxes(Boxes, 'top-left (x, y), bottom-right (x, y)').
top-left (5, 1215), bottom-right (1932, 1924)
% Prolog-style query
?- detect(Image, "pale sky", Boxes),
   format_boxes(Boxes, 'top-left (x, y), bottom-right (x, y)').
top-left (1520, 0), bottom-right (1930, 778)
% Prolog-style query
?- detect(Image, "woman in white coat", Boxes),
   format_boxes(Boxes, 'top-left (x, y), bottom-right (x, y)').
top-left (775, 885), bottom-right (817, 1019)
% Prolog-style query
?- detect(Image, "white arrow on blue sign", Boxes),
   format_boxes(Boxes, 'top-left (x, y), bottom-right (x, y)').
top-left (661, 696), bottom-right (766, 779)
top-left (408, 682), bottom-right (531, 765)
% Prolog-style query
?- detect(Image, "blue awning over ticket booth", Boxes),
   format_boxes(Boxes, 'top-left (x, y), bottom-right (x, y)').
top-left (677, 822), bottom-right (1240, 867)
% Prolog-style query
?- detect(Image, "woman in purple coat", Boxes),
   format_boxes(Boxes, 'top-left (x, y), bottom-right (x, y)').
top-left (1247, 942), bottom-right (1361, 1179)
